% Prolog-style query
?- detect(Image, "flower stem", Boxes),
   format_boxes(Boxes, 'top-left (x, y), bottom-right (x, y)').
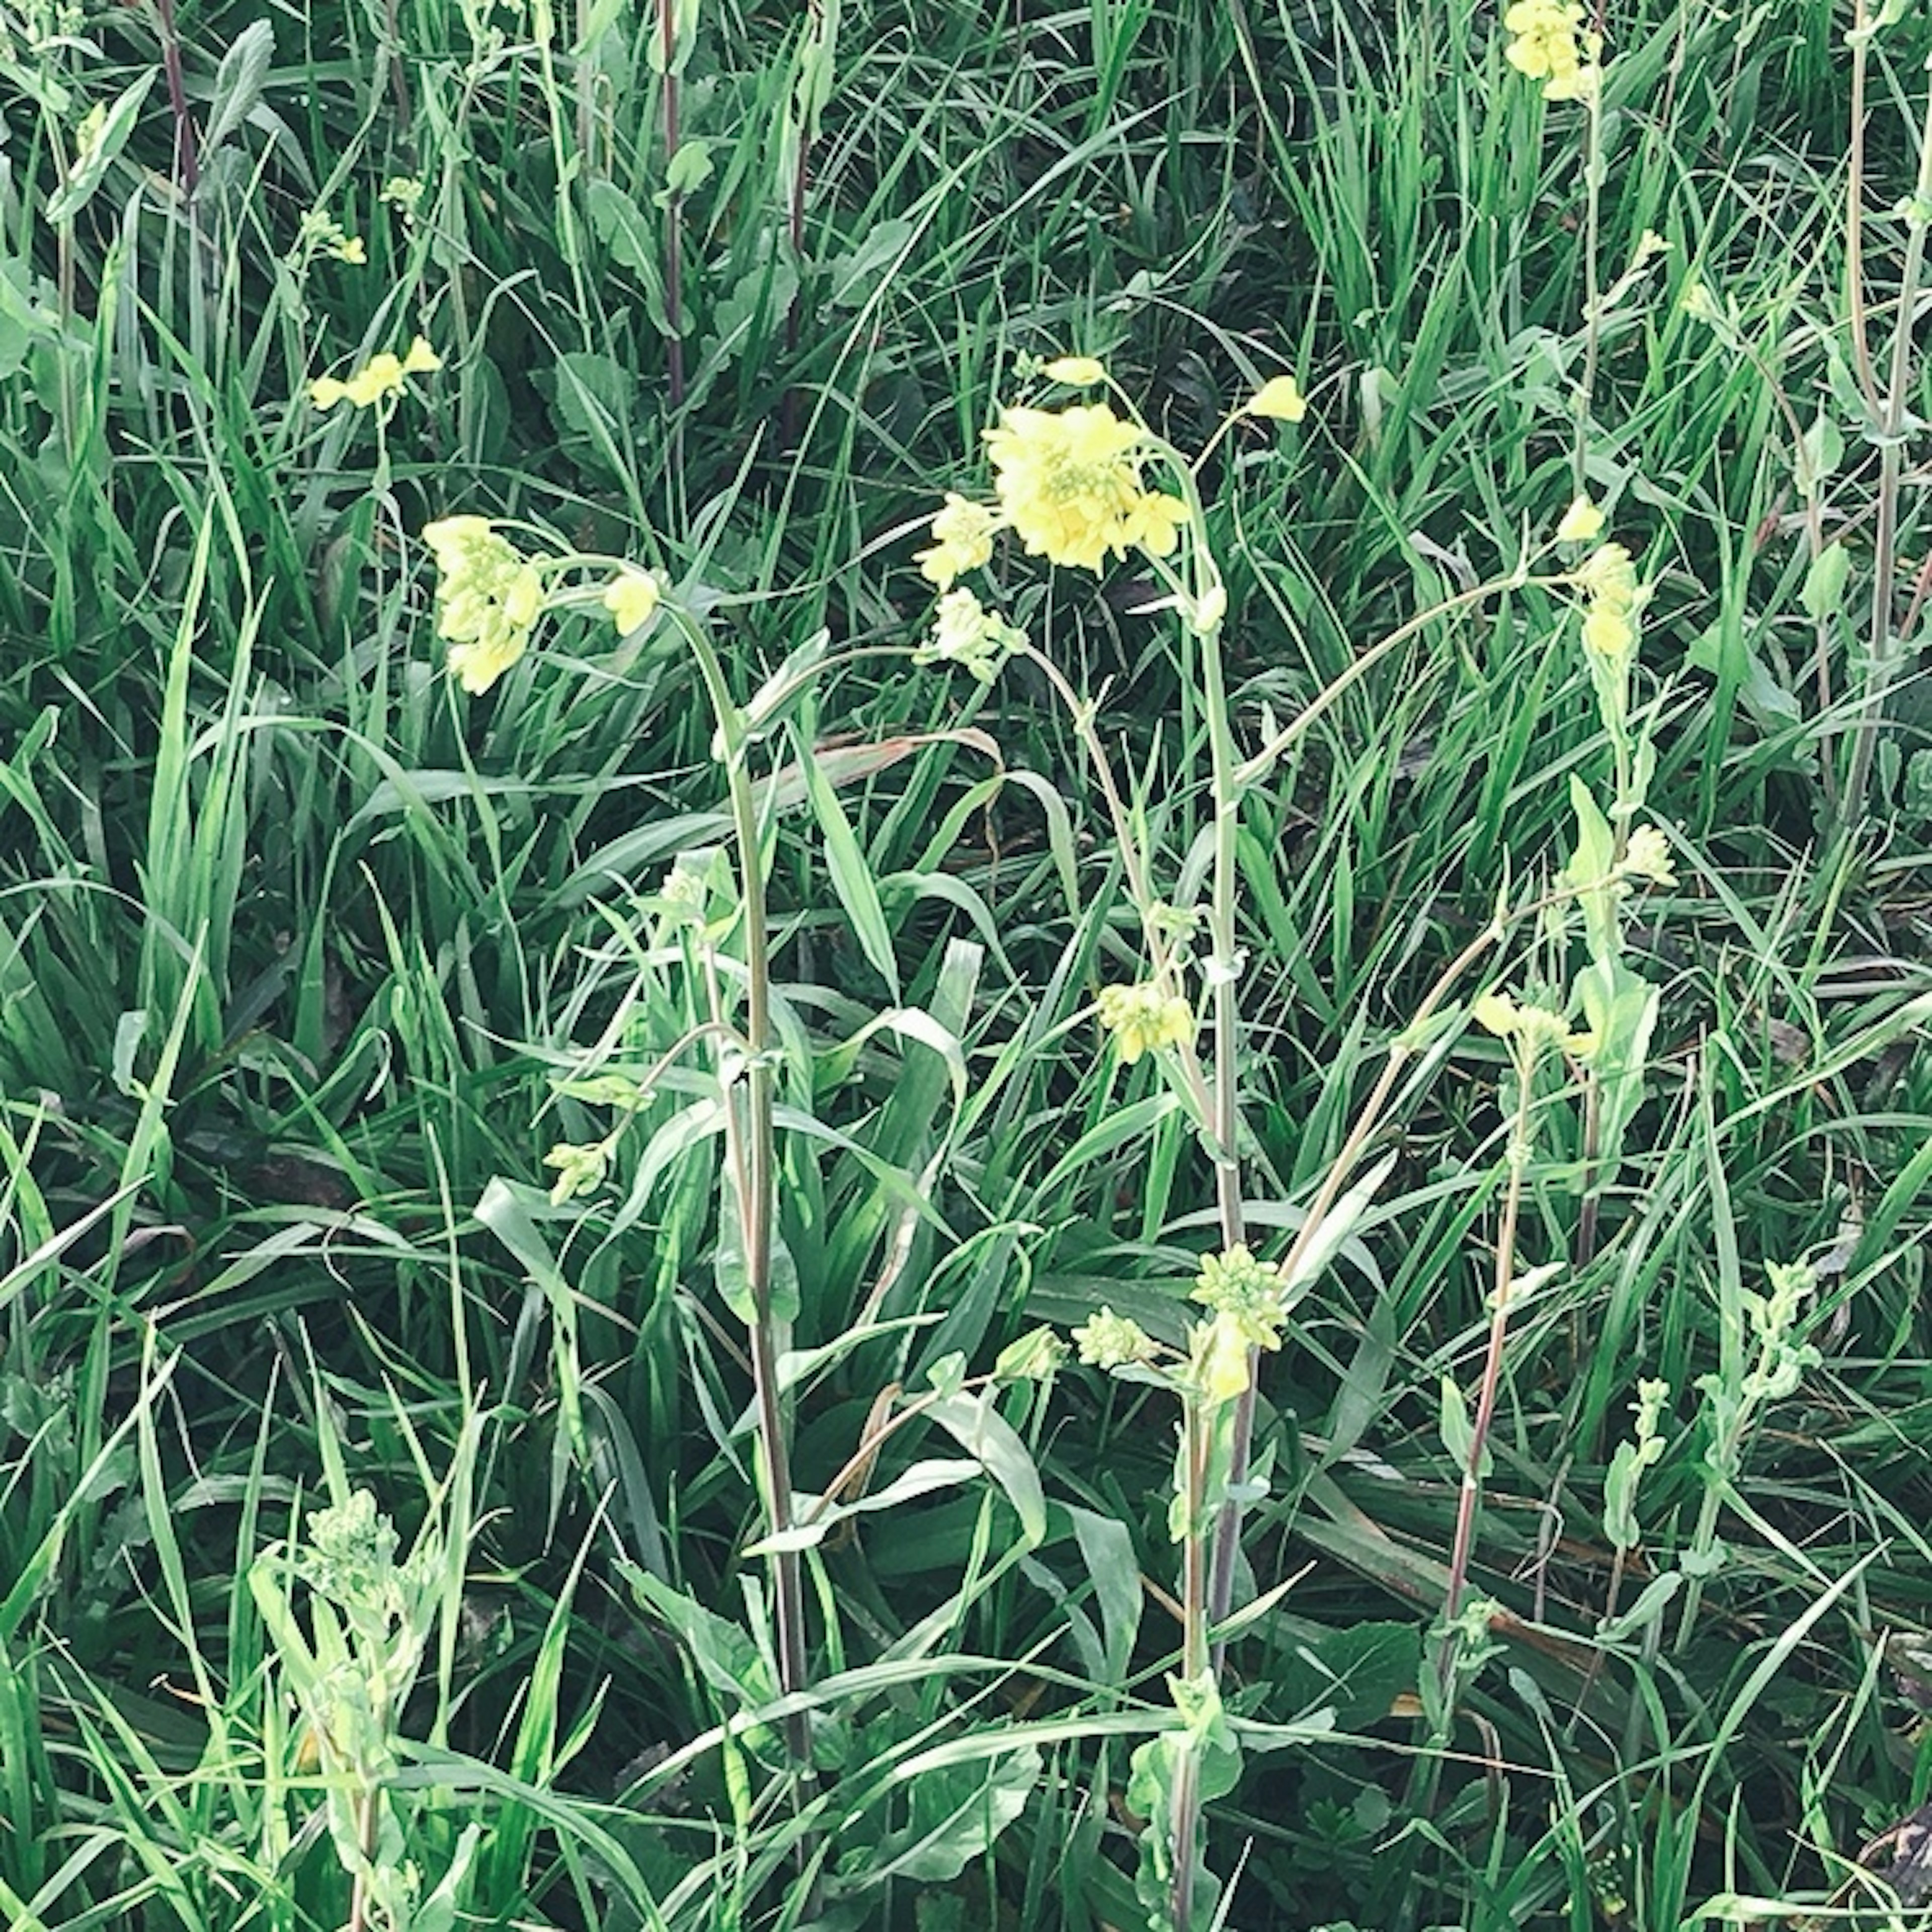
top-left (1841, 46), bottom-right (1932, 825)
top-left (669, 605), bottom-right (809, 1760)
top-left (1436, 1051), bottom-right (1537, 1700)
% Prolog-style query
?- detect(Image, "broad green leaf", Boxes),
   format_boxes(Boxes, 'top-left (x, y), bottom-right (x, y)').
top-left (798, 734), bottom-right (899, 996)
top-left (1067, 1504), bottom-right (1141, 1682)
top-left (841, 1745), bottom-right (1040, 1890)
top-left (204, 21), bottom-right (274, 157)
top-left (45, 71), bottom-right (156, 223)
top-left (928, 1389), bottom-right (1045, 1545)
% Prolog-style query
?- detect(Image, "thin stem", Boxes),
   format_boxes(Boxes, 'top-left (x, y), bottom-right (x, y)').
top-left (1847, 0), bottom-right (1880, 414)
top-left (1170, 1402), bottom-right (1210, 1932)
top-left (1436, 1053), bottom-right (1538, 1700)
top-left (1842, 60), bottom-right (1932, 824)
top-left (152, 0), bottom-right (200, 196)
top-left (1574, 92), bottom-right (1602, 495)
top-left (658, 0), bottom-right (687, 421)
top-left (669, 606), bottom-right (808, 1759)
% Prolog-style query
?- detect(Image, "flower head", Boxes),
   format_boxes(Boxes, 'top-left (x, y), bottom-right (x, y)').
top-left (311, 336), bottom-right (440, 411)
top-left (1096, 982), bottom-right (1194, 1064)
top-left (603, 569), bottom-right (662, 635)
top-left (984, 403), bottom-right (1189, 574)
top-left (1557, 495), bottom-right (1604, 542)
top-left (1502, 0), bottom-right (1601, 100)
top-left (1246, 374), bottom-right (1309, 423)
top-left (1073, 1307), bottom-right (1157, 1370)
top-left (1192, 1245), bottom-right (1292, 1350)
top-left (422, 515), bottom-right (547, 694)
top-left (1576, 540), bottom-right (1646, 668)
top-left (1043, 356), bottom-right (1106, 386)
top-left (1472, 989), bottom-right (1570, 1048)
top-left (915, 493), bottom-right (1001, 590)
top-left (1187, 1310), bottom-right (1253, 1406)
top-left (1620, 824), bottom-right (1676, 887)
top-left (916, 586), bottom-right (1024, 683)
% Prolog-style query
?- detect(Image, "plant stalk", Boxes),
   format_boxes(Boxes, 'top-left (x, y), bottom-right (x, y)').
top-left (1436, 1054), bottom-right (1537, 1699)
top-left (672, 607), bottom-right (809, 1759)
top-left (1841, 52), bottom-right (1932, 824)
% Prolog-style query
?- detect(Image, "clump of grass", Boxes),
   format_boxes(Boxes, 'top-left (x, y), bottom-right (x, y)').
top-left (2, 1), bottom-right (1931, 1929)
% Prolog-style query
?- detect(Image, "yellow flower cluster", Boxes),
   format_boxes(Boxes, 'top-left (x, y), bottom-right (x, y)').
top-left (1096, 982), bottom-right (1194, 1063)
top-left (984, 403), bottom-right (1188, 574)
top-left (422, 516), bottom-right (546, 694)
top-left (1577, 541), bottom-right (1644, 667)
top-left (311, 337), bottom-right (440, 411)
top-left (1502, 0), bottom-right (1601, 101)
top-left (1620, 825), bottom-right (1676, 888)
top-left (1073, 1306), bottom-right (1157, 1370)
top-left (1472, 989), bottom-right (1579, 1052)
top-left (603, 569), bottom-right (662, 635)
top-left (1192, 1245), bottom-right (1291, 1350)
top-left (915, 587), bottom-right (1025, 683)
top-left (916, 493), bottom-right (1001, 591)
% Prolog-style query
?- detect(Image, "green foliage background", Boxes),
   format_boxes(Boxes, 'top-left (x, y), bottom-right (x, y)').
top-left (3, 0), bottom-right (1932, 1925)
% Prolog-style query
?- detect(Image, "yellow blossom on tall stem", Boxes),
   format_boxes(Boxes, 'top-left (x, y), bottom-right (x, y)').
top-left (984, 403), bottom-right (1189, 574)
top-left (311, 335), bottom-right (441, 410)
top-left (915, 493), bottom-right (1001, 589)
top-left (422, 516), bottom-right (546, 695)
top-left (1501, 0), bottom-right (1600, 101)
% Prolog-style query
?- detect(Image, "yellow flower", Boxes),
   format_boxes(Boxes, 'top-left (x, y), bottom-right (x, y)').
top-left (1190, 1311), bottom-right (1253, 1406)
top-left (916, 586), bottom-right (1023, 683)
top-left (603, 569), bottom-right (662, 635)
top-left (1502, 0), bottom-right (1600, 100)
top-left (1620, 825), bottom-right (1676, 887)
top-left (984, 403), bottom-right (1188, 574)
top-left (915, 493), bottom-right (1001, 589)
top-left (1246, 374), bottom-right (1308, 423)
top-left (1576, 540), bottom-right (1646, 667)
top-left (423, 515), bottom-right (546, 695)
top-left (1557, 495), bottom-right (1604, 542)
top-left (1472, 991), bottom-right (1522, 1038)
top-left (1581, 604), bottom-right (1635, 662)
top-left (336, 235), bottom-right (367, 265)
top-left (1043, 356), bottom-right (1106, 385)
top-left (1096, 982), bottom-right (1194, 1063)
top-left (310, 336), bottom-right (441, 411)
top-left (1473, 989), bottom-right (1568, 1046)
top-left (1074, 1307), bottom-right (1157, 1370)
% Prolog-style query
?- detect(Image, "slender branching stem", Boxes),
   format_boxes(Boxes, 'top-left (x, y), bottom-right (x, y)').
top-left (670, 607), bottom-right (809, 1759)
top-left (1842, 44), bottom-right (1932, 824)
top-left (658, 0), bottom-right (687, 421)
top-left (1170, 1401), bottom-right (1211, 1932)
top-left (1437, 1055), bottom-right (1537, 1698)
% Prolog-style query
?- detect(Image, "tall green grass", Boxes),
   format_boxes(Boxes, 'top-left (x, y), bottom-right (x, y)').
top-left (2, 0), bottom-right (1930, 1926)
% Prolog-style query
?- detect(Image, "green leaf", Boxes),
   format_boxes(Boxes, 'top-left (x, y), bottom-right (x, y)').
top-left (1067, 1504), bottom-right (1141, 1682)
top-left (798, 734), bottom-right (900, 997)
top-left (841, 1745), bottom-right (1040, 1890)
top-left (585, 181), bottom-right (673, 334)
top-left (824, 218), bottom-right (916, 308)
top-left (1799, 540), bottom-right (1850, 624)
top-left (1574, 955), bottom-right (1659, 1179)
top-left (1438, 1373), bottom-right (1485, 1478)
top-left (928, 1389), bottom-right (1045, 1545)
top-left (204, 21), bottom-right (274, 157)
top-left (655, 139), bottom-right (713, 207)
top-left (45, 71), bottom-right (156, 223)
top-left (712, 1194), bottom-right (801, 1327)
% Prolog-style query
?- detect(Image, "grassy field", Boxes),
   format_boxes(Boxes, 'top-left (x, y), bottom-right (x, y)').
top-left (4, 0), bottom-right (1932, 1926)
